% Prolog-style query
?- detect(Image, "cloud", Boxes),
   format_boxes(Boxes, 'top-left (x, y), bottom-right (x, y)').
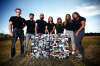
top-left (66, 4), bottom-right (100, 17)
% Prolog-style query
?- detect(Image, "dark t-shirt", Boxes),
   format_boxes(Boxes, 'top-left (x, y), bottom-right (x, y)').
top-left (36, 19), bottom-right (47, 34)
top-left (47, 23), bottom-right (55, 33)
top-left (55, 24), bottom-right (64, 34)
top-left (26, 20), bottom-right (35, 34)
top-left (72, 17), bottom-right (86, 32)
top-left (9, 16), bottom-right (25, 29)
top-left (63, 21), bottom-right (74, 31)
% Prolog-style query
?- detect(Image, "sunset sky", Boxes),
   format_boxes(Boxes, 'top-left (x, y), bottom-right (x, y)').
top-left (0, 0), bottom-right (100, 34)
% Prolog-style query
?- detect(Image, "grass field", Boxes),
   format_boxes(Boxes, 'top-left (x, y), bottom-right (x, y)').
top-left (0, 36), bottom-right (100, 66)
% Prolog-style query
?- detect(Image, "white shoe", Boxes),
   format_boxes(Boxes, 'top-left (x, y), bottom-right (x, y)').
top-left (72, 51), bottom-right (75, 55)
top-left (76, 53), bottom-right (82, 59)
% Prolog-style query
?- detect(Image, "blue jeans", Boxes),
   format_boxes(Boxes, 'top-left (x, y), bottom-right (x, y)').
top-left (75, 30), bottom-right (85, 55)
top-left (25, 33), bottom-right (35, 52)
top-left (11, 28), bottom-right (24, 57)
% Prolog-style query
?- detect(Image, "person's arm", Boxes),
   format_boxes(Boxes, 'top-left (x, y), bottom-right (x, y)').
top-left (35, 23), bottom-right (38, 34)
top-left (8, 21), bottom-right (13, 36)
top-left (75, 20), bottom-right (86, 36)
top-left (50, 26), bottom-right (55, 34)
top-left (24, 19), bottom-right (26, 27)
top-left (22, 19), bottom-right (26, 29)
top-left (55, 25), bottom-right (57, 34)
top-left (45, 25), bottom-right (49, 34)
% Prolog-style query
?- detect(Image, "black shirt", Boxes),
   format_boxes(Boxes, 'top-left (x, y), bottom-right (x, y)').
top-left (47, 23), bottom-right (55, 33)
top-left (36, 19), bottom-right (47, 34)
top-left (55, 24), bottom-right (64, 34)
top-left (26, 20), bottom-right (35, 34)
top-left (63, 21), bottom-right (74, 31)
top-left (9, 16), bottom-right (25, 29)
top-left (72, 17), bottom-right (86, 32)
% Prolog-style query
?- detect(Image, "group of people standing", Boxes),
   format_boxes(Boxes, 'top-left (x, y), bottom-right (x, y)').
top-left (9, 8), bottom-right (86, 59)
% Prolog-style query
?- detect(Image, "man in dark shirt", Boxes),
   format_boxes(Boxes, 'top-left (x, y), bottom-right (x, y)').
top-left (36, 13), bottom-right (47, 34)
top-left (72, 12), bottom-right (86, 59)
top-left (9, 8), bottom-right (25, 57)
top-left (26, 13), bottom-right (35, 34)
top-left (25, 13), bottom-right (35, 53)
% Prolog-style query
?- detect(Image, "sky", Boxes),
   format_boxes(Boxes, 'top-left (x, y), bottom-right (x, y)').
top-left (0, 0), bottom-right (100, 34)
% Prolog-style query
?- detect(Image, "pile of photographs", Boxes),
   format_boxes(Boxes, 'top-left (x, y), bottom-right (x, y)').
top-left (30, 34), bottom-right (71, 59)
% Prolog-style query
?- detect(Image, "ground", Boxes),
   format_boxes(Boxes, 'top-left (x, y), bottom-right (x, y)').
top-left (0, 36), bottom-right (100, 66)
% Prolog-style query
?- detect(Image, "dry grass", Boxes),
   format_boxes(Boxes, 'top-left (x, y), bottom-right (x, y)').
top-left (0, 36), bottom-right (100, 66)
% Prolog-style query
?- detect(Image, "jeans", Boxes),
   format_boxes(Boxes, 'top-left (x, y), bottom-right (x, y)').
top-left (11, 28), bottom-right (24, 57)
top-left (64, 30), bottom-right (76, 51)
top-left (75, 30), bottom-right (85, 55)
top-left (25, 33), bottom-right (34, 52)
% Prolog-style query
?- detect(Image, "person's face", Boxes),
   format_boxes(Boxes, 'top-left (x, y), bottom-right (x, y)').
top-left (40, 15), bottom-right (44, 20)
top-left (66, 15), bottom-right (70, 20)
top-left (48, 17), bottom-right (53, 22)
top-left (16, 10), bottom-right (21, 16)
top-left (58, 19), bottom-right (62, 23)
top-left (72, 14), bottom-right (78, 19)
top-left (29, 15), bottom-right (34, 19)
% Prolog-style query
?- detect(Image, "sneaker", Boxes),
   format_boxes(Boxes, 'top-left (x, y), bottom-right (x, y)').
top-left (72, 51), bottom-right (75, 55)
top-left (76, 53), bottom-right (83, 59)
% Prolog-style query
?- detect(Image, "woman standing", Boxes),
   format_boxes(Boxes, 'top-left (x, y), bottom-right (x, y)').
top-left (72, 12), bottom-right (86, 59)
top-left (55, 17), bottom-right (64, 34)
top-left (63, 14), bottom-right (76, 55)
top-left (45, 16), bottom-right (55, 34)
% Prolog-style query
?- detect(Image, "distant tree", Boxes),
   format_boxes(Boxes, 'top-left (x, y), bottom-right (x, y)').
top-left (85, 33), bottom-right (100, 36)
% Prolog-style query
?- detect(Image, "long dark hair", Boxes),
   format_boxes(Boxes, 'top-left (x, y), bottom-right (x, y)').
top-left (48, 16), bottom-right (53, 23)
top-left (63, 14), bottom-right (71, 26)
top-left (57, 17), bottom-right (62, 24)
top-left (72, 12), bottom-right (80, 20)
top-left (56, 17), bottom-right (63, 26)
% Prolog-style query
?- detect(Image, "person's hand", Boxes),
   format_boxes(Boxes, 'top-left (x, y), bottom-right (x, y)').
top-left (45, 30), bottom-right (48, 34)
top-left (9, 32), bottom-right (13, 37)
top-left (50, 32), bottom-right (52, 34)
top-left (75, 32), bottom-right (79, 36)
